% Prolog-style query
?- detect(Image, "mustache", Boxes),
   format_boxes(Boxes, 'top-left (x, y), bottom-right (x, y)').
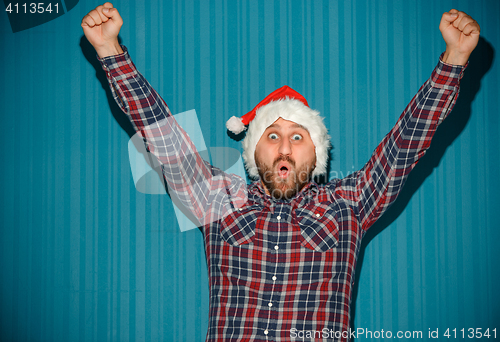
top-left (273, 155), bottom-right (296, 168)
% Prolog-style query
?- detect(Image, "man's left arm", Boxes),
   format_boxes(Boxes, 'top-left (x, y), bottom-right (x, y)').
top-left (335, 10), bottom-right (480, 231)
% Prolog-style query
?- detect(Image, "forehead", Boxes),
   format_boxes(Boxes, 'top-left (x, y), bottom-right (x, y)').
top-left (265, 117), bottom-right (308, 131)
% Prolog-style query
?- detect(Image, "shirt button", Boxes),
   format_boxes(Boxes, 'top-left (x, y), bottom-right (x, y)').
top-left (264, 330), bottom-right (269, 335)
top-left (268, 302), bottom-right (273, 307)
top-left (272, 276), bottom-right (277, 281)
top-left (315, 213), bottom-right (320, 217)
top-left (277, 215), bottom-right (281, 220)
top-left (274, 245), bottom-right (279, 250)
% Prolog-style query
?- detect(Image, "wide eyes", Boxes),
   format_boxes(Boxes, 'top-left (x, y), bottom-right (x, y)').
top-left (267, 133), bottom-right (303, 141)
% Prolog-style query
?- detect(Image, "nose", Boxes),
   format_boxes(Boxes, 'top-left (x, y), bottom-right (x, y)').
top-left (278, 138), bottom-right (292, 156)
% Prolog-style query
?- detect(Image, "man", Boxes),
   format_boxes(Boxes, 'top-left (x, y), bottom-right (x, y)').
top-left (82, 3), bottom-right (479, 341)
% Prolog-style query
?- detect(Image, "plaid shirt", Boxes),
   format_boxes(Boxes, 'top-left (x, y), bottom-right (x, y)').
top-left (99, 46), bottom-right (465, 341)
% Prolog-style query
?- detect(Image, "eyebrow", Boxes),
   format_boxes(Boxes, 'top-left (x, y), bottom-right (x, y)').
top-left (267, 123), bottom-right (308, 131)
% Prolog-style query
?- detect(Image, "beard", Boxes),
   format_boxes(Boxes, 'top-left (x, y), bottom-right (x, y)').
top-left (255, 154), bottom-right (315, 200)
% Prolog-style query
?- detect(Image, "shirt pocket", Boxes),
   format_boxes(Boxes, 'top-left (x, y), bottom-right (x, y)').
top-left (295, 203), bottom-right (340, 252)
top-left (219, 204), bottom-right (261, 246)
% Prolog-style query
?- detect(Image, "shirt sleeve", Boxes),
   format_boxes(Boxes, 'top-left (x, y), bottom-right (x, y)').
top-left (98, 46), bottom-right (247, 226)
top-left (332, 54), bottom-right (467, 231)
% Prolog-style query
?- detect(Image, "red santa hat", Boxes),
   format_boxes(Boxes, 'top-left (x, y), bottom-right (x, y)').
top-left (226, 85), bottom-right (330, 179)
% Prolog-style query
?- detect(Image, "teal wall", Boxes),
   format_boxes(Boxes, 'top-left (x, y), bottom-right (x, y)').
top-left (1, 0), bottom-right (499, 341)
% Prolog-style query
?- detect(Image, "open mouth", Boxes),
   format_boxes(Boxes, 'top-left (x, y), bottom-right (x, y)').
top-left (277, 162), bottom-right (290, 178)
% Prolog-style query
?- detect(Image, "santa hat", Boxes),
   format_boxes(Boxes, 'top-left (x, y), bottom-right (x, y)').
top-left (226, 85), bottom-right (330, 179)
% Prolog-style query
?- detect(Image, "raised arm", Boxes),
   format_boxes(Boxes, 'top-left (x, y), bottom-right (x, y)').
top-left (333, 10), bottom-right (480, 231)
top-left (81, 3), bottom-right (247, 226)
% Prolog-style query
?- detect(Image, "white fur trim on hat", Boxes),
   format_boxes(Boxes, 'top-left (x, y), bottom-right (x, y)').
top-left (241, 98), bottom-right (330, 179)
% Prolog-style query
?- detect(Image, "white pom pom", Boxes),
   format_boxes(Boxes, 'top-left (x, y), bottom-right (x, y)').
top-left (226, 116), bottom-right (247, 134)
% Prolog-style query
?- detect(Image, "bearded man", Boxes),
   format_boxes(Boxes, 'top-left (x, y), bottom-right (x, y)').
top-left (82, 3), bottom-right (480, 341)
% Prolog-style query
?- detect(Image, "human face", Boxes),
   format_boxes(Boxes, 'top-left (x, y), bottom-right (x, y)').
top-left (254, 118), bottom-right (316, 200)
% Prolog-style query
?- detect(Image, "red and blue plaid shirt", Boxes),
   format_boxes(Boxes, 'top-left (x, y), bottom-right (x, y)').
top-left (99, 46), bottom-right (465, 341)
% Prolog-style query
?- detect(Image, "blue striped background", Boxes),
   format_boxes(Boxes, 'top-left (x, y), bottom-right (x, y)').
top-left (0, 0), bottom-right (499, 341)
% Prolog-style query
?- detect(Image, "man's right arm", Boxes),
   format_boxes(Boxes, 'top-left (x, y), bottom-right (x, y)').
top-left (82, 3), bottom-right (248, 225)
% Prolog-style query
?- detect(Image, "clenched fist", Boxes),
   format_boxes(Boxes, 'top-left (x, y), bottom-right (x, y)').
top-left (440, 9), bottom-right (480, 66)
top-left (81, 2), bottom-right (124, 58)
